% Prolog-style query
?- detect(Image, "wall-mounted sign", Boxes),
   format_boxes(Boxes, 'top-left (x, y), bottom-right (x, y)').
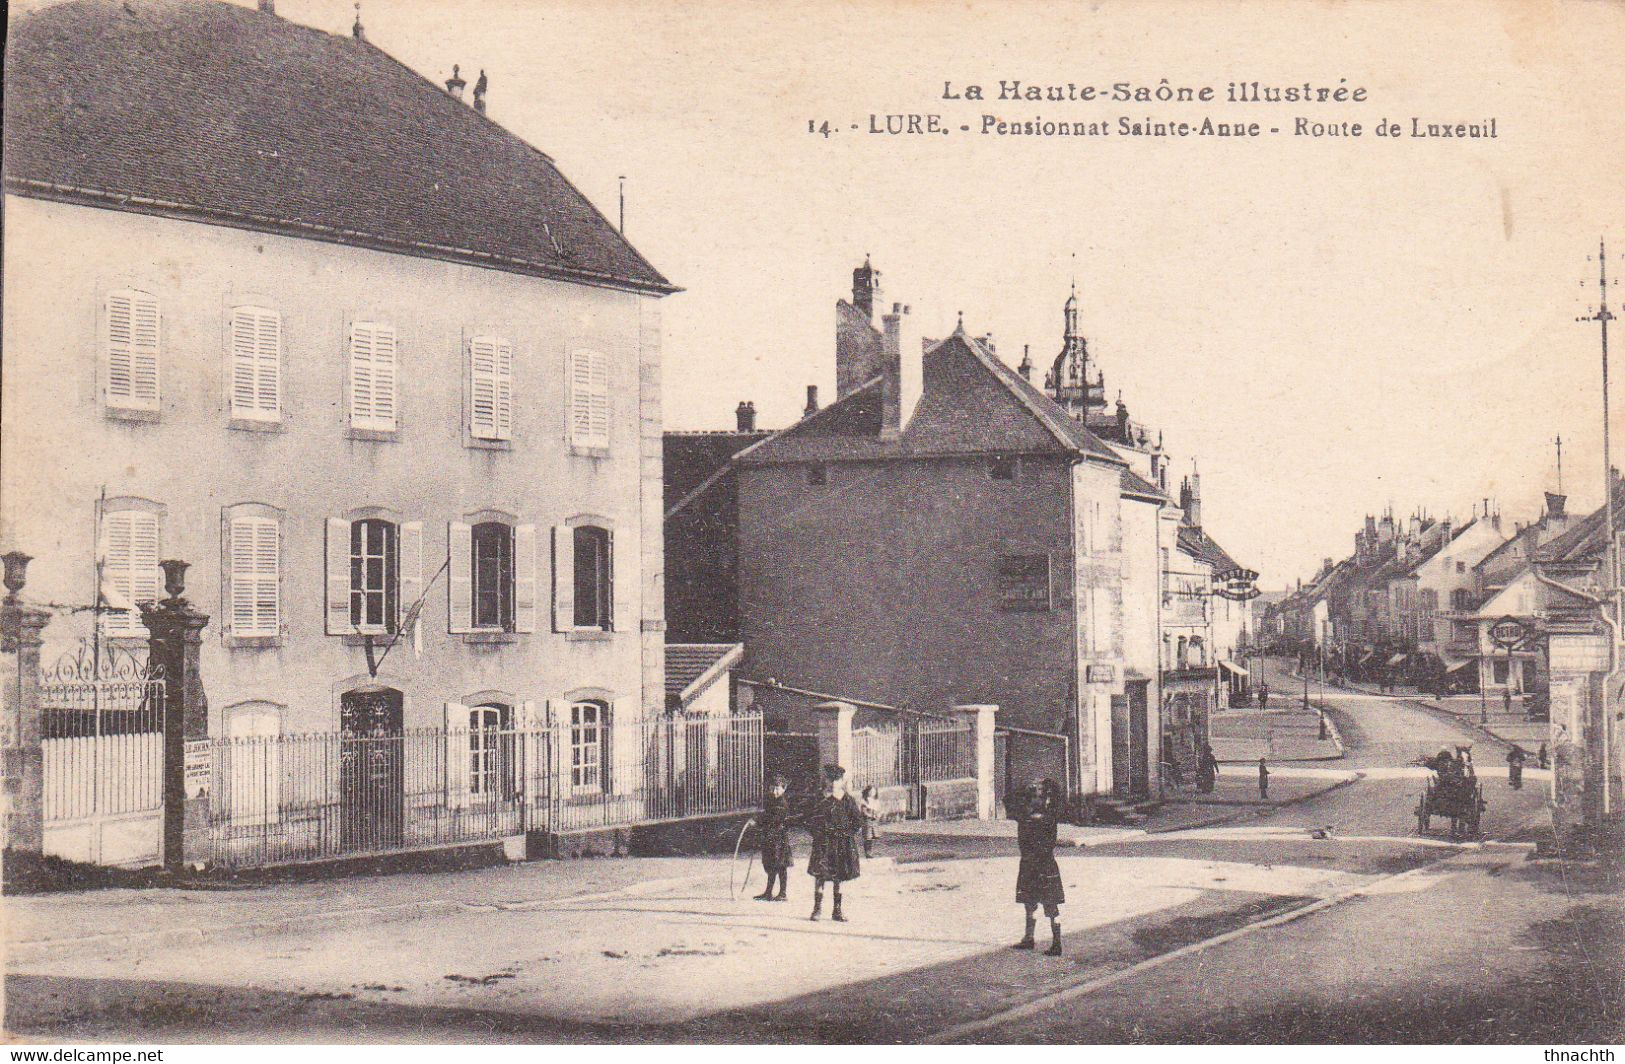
top-left (1086, 664), bottom-right (1116, 684)
top-left (999, 554), bottom-right (1052, 612)
top-left (1489, 616), bottom-right (1527, 650)
top-left (183, 739), bottom-right (210, 799)
top-left (1214, 568), bottom-right (1261, 601)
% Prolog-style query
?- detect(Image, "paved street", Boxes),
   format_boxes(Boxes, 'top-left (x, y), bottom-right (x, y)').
top-left (6, 661), bottom-right (1621, 1044)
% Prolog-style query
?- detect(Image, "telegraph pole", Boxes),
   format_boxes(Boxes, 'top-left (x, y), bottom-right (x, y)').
top-left (1579, 239), bottom-right (1618, 817)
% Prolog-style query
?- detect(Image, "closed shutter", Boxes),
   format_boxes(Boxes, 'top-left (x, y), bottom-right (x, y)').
top-left (231, 306), bottom-right (281, 419)
top-left (469, 336), bottom-right (513, 440)
top-left (514, 524), bottom-right (538, 633)
top-left (350, 321), bottom-right (398, 431)
top-left (101, 509), bottom-right (160, 636)
top-left (399, 522), bottom-right (425, 632)
top-left (448, 521), bottom-right (473, 634)
top-left (570, 349), bottom-right (610, 449)
top-left (107, 290), bottom-right (160, 409)
top-left (325, 518), bottom-right (351, 635)
top-left (230, 516), bottom-right (280, 637)
top-left (607, 528), bottom-right (631, 633)
top-left (551, 525), bottom-right (575, 632)
top-left (444, 702), bottom-right (471, 810)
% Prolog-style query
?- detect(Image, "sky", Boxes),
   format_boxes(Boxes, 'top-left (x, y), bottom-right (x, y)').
top-left (38, 0), bottom-right (1625, 589)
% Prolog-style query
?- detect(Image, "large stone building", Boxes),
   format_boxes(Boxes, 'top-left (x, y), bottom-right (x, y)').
top-left (732, 265), bottom-right (1132, 799)
top-left (3, 0), bottom-right (674, 800)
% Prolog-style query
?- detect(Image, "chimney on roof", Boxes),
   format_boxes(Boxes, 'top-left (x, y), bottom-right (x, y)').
top-left (852, 256), bottom-right (881, 322)
top-left (735, 401), bottom-right (756, 433)
top-left (473, 70), bottom-right (488, 114)
top-left (445, 65), bottom-right (467, 100)
top-left (1115, 395), bottom-right (1130, 440)
top-left (880, 302), bottom-right (922, 439)
top-left (1018, 345), bottom-right (1033, 381)
top-left (1545, 491), bottom-right (1567, 518)
top-left (804, 385), bottom-right (819, 418)
top-left (257, 0), bottom-right (276, 13)
top-left (981, 332), bottom-right (996, 354)
top-left (351, 2), bottom-right (364, 39)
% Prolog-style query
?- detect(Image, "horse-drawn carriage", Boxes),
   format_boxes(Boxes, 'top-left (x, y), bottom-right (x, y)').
top-left (1415, 745), bottom-right (1485, 840)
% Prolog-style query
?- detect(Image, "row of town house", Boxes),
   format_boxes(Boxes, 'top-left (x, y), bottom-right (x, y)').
top-left (2, 0), bottom-right (1256, 869)
top-left (1263, 483), bottom-right (1623, 846)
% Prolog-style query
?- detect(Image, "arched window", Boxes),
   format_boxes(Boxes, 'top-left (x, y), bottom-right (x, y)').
top-left (570, 699), bottom-right (609, 793)
top-left (468, 702), bottom-right (512, 797)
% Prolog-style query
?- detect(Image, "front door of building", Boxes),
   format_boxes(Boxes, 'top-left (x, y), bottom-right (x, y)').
top-left (340, 687), bottom-right (404, 851)
top-left (1127, 679), bottom-right (1151, 799)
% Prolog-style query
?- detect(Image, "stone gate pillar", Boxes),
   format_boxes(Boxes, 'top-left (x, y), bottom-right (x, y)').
top-left (140, 560), bottom-right (211, 872)
top-left (814, 700), bottom-right (854, 775)
top-left (2, 552), bottom-right (52, 855)
top-left (954, 704), bottom-right (999, 820)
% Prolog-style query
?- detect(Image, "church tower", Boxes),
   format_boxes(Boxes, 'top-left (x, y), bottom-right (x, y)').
top-left (1044, 282), bottom-right (1107, 422)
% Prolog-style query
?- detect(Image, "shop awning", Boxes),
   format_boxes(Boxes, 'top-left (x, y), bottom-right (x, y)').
top-left (1446, 660), bottom-right (1474, 674)
top-left (1219, 659), bottom-right (1248, 677)
top-left (1388, 653), bottom-right (1407, 666)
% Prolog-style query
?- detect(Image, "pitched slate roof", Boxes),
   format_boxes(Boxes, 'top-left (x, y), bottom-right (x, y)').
top-left (4, 0), bottom-right (674, 293)
top-left (1537, 478), bottom-right (1625, 566)
top-left (1120, 468), bottom-right (1170, 503)
top-left (1177, 524), bottom-right (1242, 573)
top-left (665, 643), bottom-right (743, 707)
top-left (739, 330), bottom-right (1125, 467)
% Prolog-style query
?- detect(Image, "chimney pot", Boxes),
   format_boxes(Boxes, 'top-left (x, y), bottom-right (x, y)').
top-left (445, 65), bottom-right (467, 100)
top-left (735, 400), bottom-right (757, 433)
top-left (258, 0), bottom-right (276, 12)
top-left (804, 385), bottom-right (819, 418)
top-left (473, 69), bottom-right (488, 114)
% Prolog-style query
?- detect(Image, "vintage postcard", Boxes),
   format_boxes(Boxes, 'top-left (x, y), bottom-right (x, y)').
top-left (2, 0), bottom-right (1622, 1048)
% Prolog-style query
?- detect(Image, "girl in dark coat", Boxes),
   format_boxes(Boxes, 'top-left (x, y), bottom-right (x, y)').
top-left (807, 764), bottom-right (863, 922)
top-left (1012, 778), bottom-right (1066, 956)
top-left (753, 775), bottom-right (793, 902)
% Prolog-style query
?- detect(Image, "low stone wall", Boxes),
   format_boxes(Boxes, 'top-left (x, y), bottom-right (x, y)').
top-left (921, 778), bottom-right (978, 820)
top-left (534, 811), bottom-right (756, 860)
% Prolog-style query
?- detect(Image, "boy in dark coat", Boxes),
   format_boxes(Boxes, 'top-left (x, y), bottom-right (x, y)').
top-left (1258, 757), bottom-right (1270, 799)
top-left (807, 764), bottom-right (863, 922)
top-left (1011, 778), bottom-right (1066, 956)
top-left (753, 775), bottom-right (793, 902)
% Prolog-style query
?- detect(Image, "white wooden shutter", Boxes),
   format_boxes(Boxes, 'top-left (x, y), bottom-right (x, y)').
top-left (399, 521), bottom-right (425, 632)
top-left (448, 521), bottom-right (473, 634)
top-left (325, 518), bottom-right (352, 635)
top-left (101, 510), bottom-right (160, 636)
top-left (350, 321), bottom-right (397, 431)
top-left (469, 336), bottom-right (513, 440)
top-left (230, 516), bottom-right (280, 637)
top-left (444, 702), bottom-right (471, 810)
top-left (570, 349), bottom-right (610, 449)
top-left (552, 525), bottom-right (575, 632)
top-left (107, 291), bottom-right (160, 410)
top-left (607, 528), bottom-right (632, 634)
top-left (514, 524), bottom-right (538, 634)
top-left (231, 306), bottom-right (281, 419)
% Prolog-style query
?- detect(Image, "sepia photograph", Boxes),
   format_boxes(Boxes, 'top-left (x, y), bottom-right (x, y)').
top-left (2, 0), bottom-right (1623, 1048)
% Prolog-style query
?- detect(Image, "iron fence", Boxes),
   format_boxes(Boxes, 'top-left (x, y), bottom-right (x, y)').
top-left (40, 648), bottom-right (165, 825)
top-left (850, 717), bottom-right (974, 796)
top-left (204, 712), bottom-right (763, 869)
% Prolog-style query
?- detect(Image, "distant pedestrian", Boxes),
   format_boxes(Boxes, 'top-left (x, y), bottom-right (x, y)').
top-left (1258, 757), bottom-right (1270, 800)
top-left (1538, 743), bottom-right (1549, 770)
top-left (1506, 746), bottom-right (1526, 791)
top-left (1196, 742), bottom-right (1218, 794)
top-left (1010, 778), bottom-right (1066, 957)
top-left (753, 775), bottom-right (793, 902)
top-left (807, 764), bottom-right (863, 922)
top-left (859, 785), bottom-right (881, 858)
top-left (1258, 683), bottom-right (1270, 710)
top-left (1503, 686), bottom-right (1514, 717)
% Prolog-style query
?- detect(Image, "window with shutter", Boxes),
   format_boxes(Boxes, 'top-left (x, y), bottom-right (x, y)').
top-left (349, 321), bottom-right (398, 432)
top-left (230, 306), bottom-right (281, 421)
top-left (572, 525), bottom-right (612, 630)
top-left (469, 335), bottom-right (513, 441)
top-left (350, 519), bottom-right (398, 633)
top-left (569, 700), bottom-right (608, 793)
top-left (569, 348), bottom-right (610, 449)
top-left (229, 516), bottom-right (281, 637)
top-left (471, 522), bottom-right (515, 630)
top-left (106, 290), bottom-right (160, 411)
top-left (100, 506), bottom-right (161, 636)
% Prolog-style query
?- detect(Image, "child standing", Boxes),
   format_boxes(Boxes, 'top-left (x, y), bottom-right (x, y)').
top-left (1012, 778), bottom-right (1066, 957)
top-left (1258, 756), bottom-right (1270, 799)
top-left (753, 775), bottom-right (793, 902)
top-left (807, 764), bottom-right (863, 922)
top-left (859, 785), bottom-right (881, 858)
